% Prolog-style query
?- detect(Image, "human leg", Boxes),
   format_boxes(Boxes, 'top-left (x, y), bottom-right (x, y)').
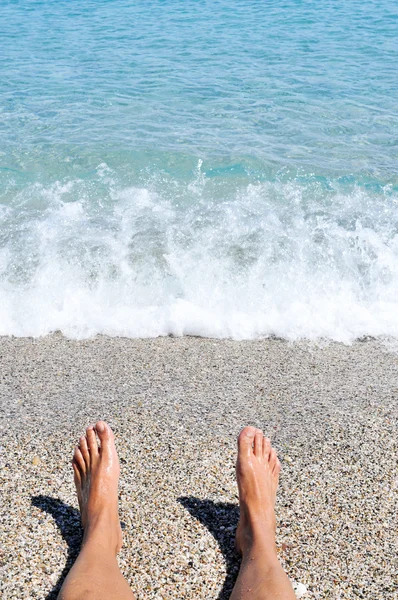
top-left (230, 427), bottom-right (296, 600)
top-left (58, 421), bottom-right (135, 600)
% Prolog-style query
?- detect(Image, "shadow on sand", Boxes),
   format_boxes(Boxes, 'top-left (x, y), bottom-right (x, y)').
top-left (31, 496), bottom-right (82, 600)
top-left (31, 495), bottom-right (240, 600)
top-left (178, 497), bottom-right (241, 600)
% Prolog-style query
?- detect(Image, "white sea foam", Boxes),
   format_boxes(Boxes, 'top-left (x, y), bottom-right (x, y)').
top-left (1, 167), bottom-right (398, 342)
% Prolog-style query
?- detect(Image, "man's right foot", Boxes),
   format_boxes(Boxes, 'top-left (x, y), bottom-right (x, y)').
top-left (235, 426), bottom-right (281, 556)
top-left (72, 421), bottom-right (123, 554)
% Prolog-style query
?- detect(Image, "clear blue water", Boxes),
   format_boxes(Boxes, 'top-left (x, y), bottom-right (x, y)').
top-left (1, 0), bottom-right (398, 340)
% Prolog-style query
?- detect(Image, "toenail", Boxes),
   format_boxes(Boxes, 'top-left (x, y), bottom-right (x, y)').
top-left (96, 422), bottom-right (105, 432)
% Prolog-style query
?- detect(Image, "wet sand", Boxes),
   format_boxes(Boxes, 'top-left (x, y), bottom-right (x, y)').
top-left (0, 335), bottom-right (397, 599)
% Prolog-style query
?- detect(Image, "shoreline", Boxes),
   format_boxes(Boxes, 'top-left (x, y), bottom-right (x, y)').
top-left (1, 335), bottom-right (397, 599)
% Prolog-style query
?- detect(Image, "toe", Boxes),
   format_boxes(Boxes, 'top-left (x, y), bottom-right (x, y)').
top-left (254, 429), bottom-right (264, 458)
top-left (86, 426), bottom-right (99, 463)
top-left (79, 435), bottom-right (90, 469)
top-left (269, 447), bottom-right (278, 471)
top-left (263, 437), bottom-right (271, 461)
top-left (237, 426), bottom-right (256, 456)
top-left (72, 460), bottom-right (82, 485)
top-left (273, 457), bottom-right (281, 477)
top-left (73, 446), bottom-right (86, 475)
top-left (95, 421), bottom-right (115, 457)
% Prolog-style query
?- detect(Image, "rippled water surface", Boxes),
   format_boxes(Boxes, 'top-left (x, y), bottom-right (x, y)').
top-left (1, 0), bottom-right (398, 340)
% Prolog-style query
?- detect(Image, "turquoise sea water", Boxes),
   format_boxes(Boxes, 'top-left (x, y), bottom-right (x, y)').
top-left (1, 0), bottom-right (398, 340)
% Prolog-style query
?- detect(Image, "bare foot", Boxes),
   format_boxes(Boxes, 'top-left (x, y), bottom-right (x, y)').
top-left (235, 426), bottom-right (281, 556)
top-left (72, 421), bottom-right (122, 554)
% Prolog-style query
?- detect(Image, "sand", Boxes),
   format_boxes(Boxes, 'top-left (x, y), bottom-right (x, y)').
top-left (0, 334), bottom-right (397, 599)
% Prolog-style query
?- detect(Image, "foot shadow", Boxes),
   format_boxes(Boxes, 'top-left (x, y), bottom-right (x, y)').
top-left (31, 496), bottom-right (82, 600)
top-left (178, 497), bottom-right (240, 600)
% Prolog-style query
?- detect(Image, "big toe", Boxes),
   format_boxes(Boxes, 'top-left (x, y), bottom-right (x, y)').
top-left (238, 426), bottom-right (256, 456)
top-left (95, 421), bottom-right (115, 456)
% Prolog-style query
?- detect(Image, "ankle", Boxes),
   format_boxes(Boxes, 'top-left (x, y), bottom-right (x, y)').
top-left (83, 529), bottom-right (120, 556)
top-left (83, 513), bottom-right (121, 553)
top-left (239, 516), bottom-right (277, 558)
top-left (241, 534), bottom-right (278, 562)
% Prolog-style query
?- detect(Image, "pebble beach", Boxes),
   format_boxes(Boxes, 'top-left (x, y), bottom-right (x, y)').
top-left (0, 334), bottom-right (397, 599)
top-left (2, 1), bottom-right (398, 598)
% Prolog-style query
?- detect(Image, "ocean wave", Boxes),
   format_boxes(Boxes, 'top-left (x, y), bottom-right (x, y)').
top-left (1, 164), bottom-right (398, 342)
